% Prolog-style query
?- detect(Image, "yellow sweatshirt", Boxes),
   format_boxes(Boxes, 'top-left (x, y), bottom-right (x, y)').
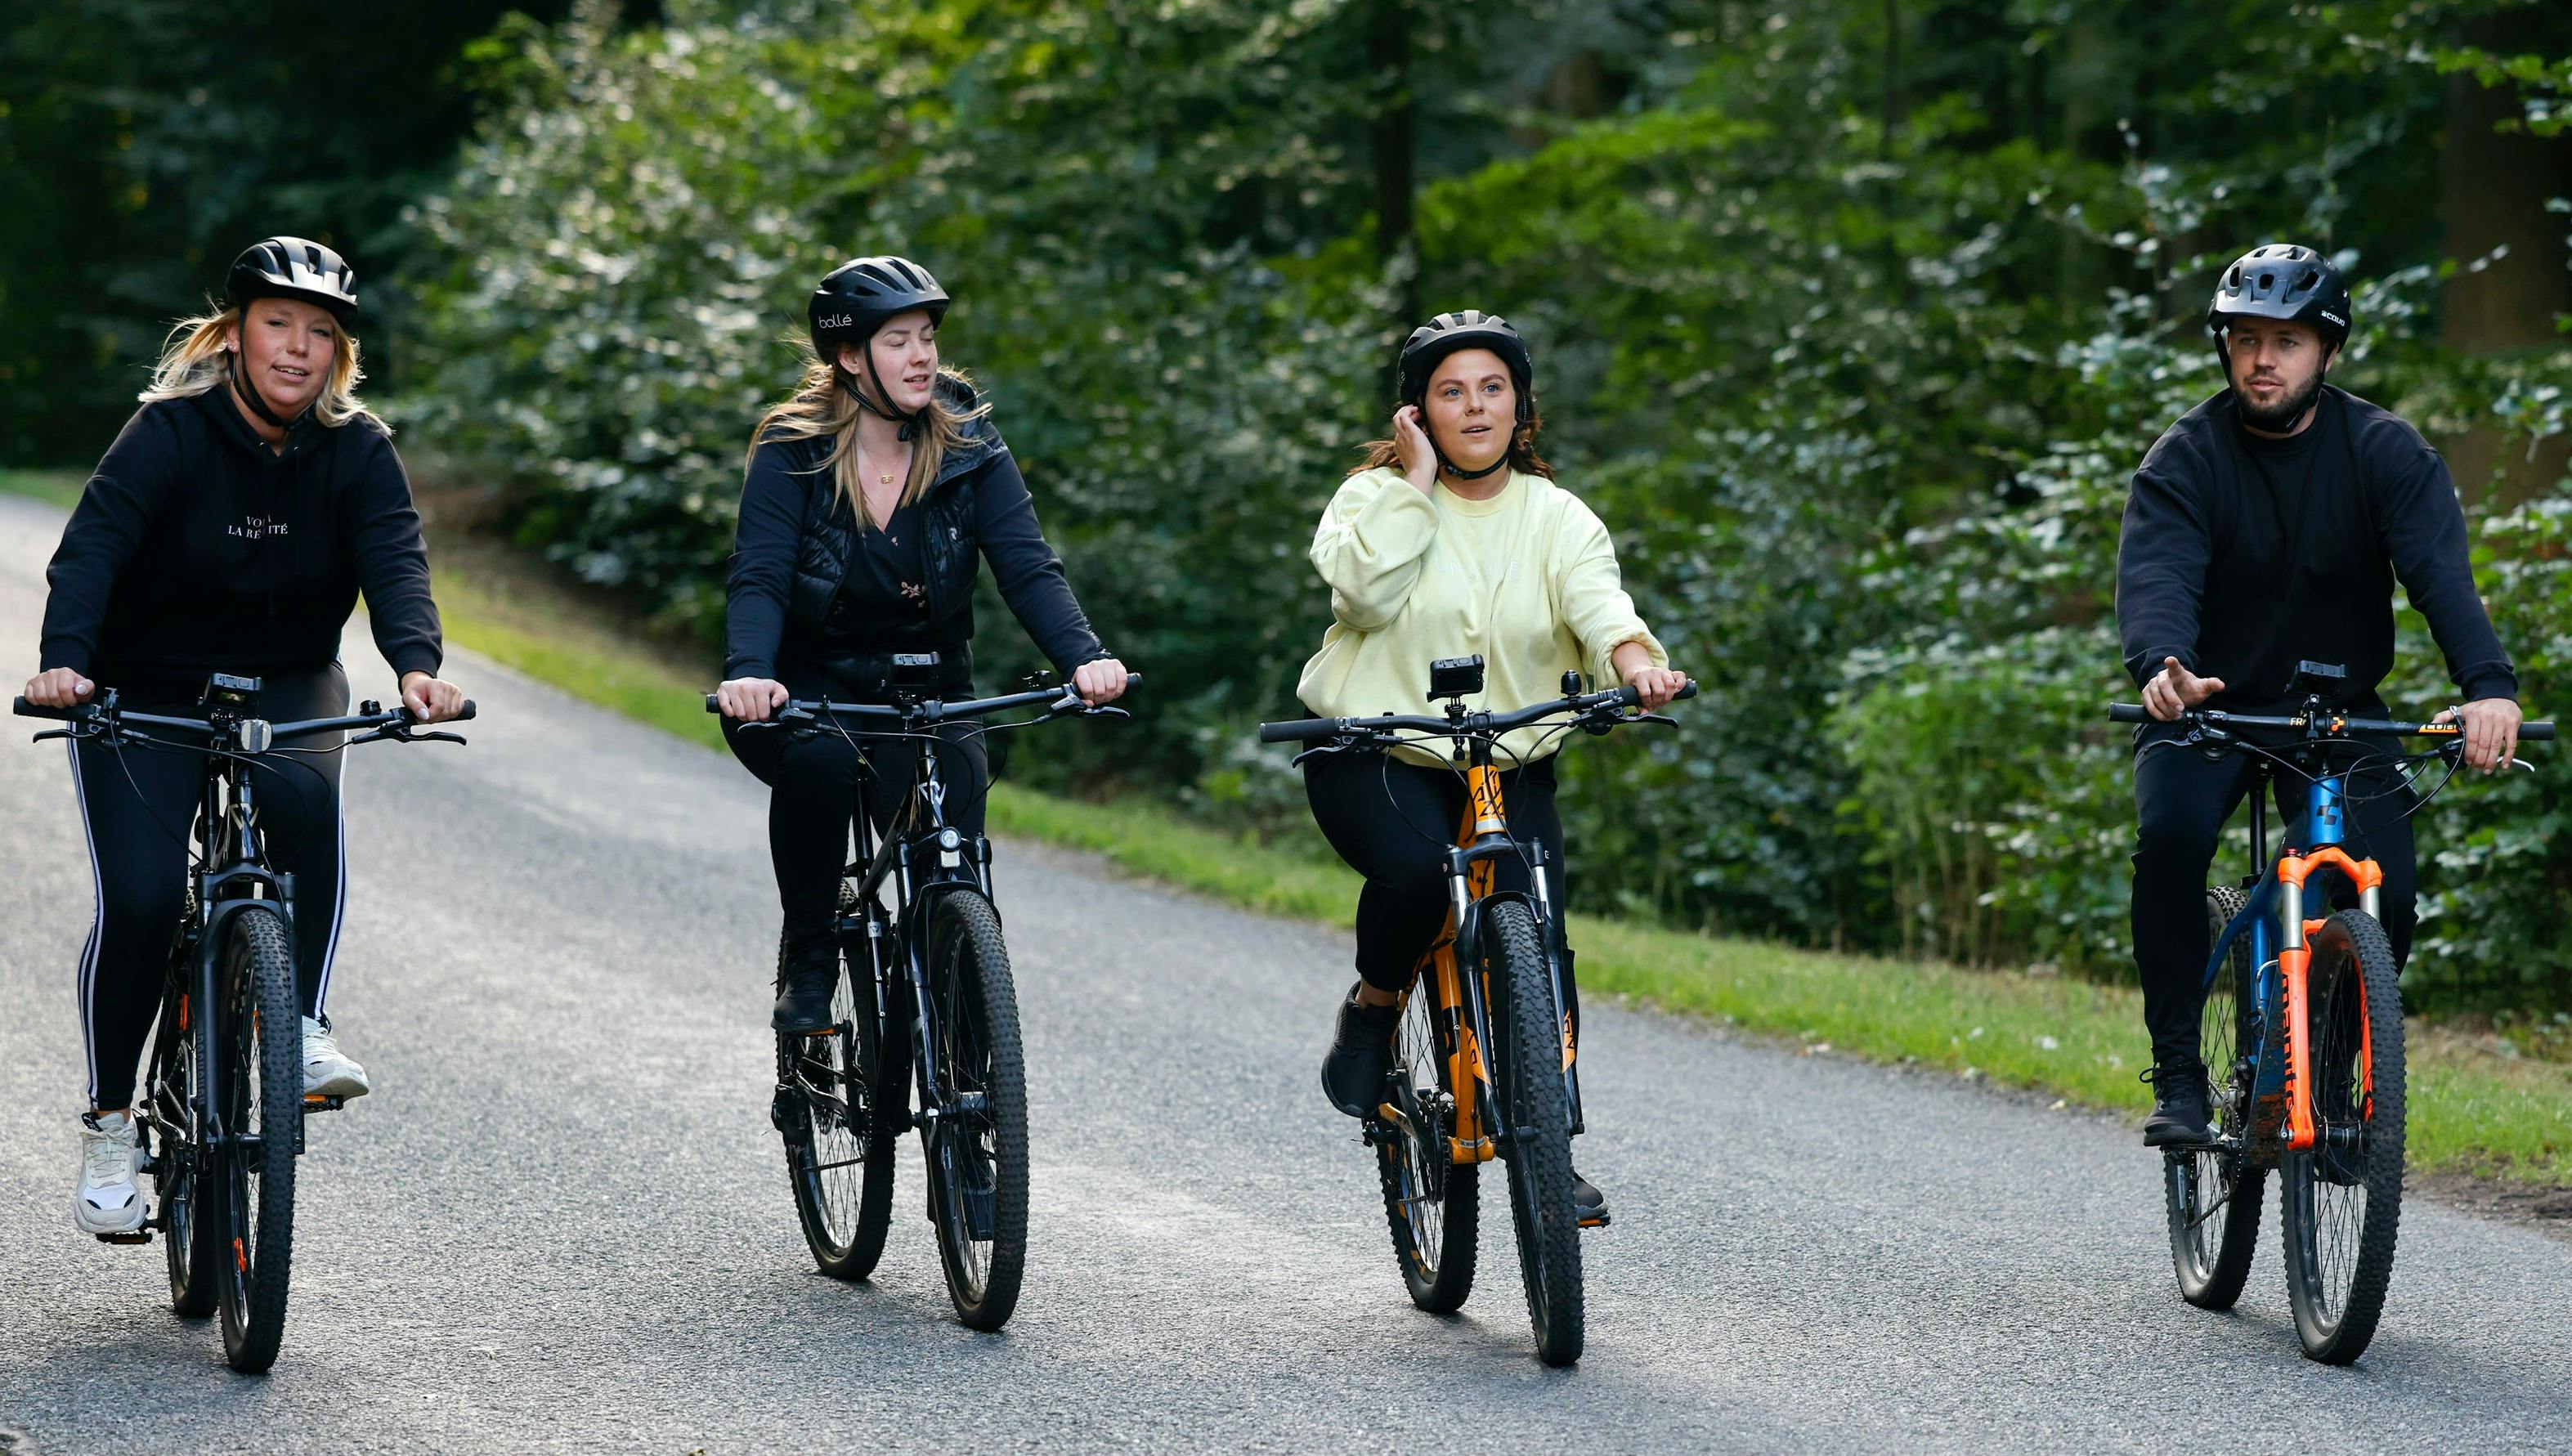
top-left (1296, 467), bottom-right (1669, 768)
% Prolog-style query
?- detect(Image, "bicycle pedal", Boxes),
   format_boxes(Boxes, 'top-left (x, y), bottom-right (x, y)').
top-left (95, 1230), bottom-right (152, 1245)
top-left (1578, 1213), bottom-right (1611, 1230)
top-left (302, 1094), bottom-right (347, 1112)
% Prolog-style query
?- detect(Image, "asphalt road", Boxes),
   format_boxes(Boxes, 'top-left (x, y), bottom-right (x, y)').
top-left (2, 490), bottom-right (2568, 1454)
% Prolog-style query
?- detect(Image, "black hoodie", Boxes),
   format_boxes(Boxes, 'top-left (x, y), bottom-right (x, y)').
top-left (39, 388), bottom-right (442, 697)
top-left (2115, 384), bottom-right (2514, 715)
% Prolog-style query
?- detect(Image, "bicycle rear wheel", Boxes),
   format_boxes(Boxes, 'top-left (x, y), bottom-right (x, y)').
top-left (922, 889), bottom-right (1028, 1331)
top-left (1485, 899), bottom-right (1583, 1366)
top-left (778, 884), bottom-right (895, 1280)
top-left (2282, 909), bottom-right (2405, 1364)
top-left (149, 955), bottom-right (218, 1318)
top-left (214, 906), bottom-right (300, 1373)
top-left (1377, 978), bottom-right (1479, 1312)
top-left (2167, 886), bottom-right (2266, 1309)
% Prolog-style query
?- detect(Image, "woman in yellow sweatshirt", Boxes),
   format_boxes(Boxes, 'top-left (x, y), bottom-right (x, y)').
top-left (1297, 310), bottom-right (1688, 1225)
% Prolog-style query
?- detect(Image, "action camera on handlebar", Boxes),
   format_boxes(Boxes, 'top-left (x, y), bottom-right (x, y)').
top-left (1429, 655), bottom-right (1485, 702)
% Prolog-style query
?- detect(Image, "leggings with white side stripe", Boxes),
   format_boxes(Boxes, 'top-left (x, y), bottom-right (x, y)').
top-left (69, 663), bottom-right (348, 1110)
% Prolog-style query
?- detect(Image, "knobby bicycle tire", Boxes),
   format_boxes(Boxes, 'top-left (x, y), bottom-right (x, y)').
top-left (216, 906), bottom-right (300, 1373)
top-left (1485, 899), bottom-right (1584, 1366)
top-left (2282, 909), bottom-right (2404, 1364)
top-left (923, 890), bottom-right (1028, 1331)
top-left (2167, 886), bottom-right (2267, 1310)
top-left (780, 882), bottom-right (896, 1280)
top-left (1378, 977), bottom-right (1480, 1312)
top-left (150, 953), bottom-right (218, 1318)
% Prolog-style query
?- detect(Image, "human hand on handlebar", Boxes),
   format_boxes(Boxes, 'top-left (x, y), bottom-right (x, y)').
top-left (400, 671), bottom-right (469, 724)
top-left (20, 667), bottom-right (94, 710)
top-left (2144, 656), bottom-right (2225, 722)
top-left (1612, 642), bottom-right (1689, 711)
top-left (715, 677), bottom-right (791, 723)
top-left (2434, 697), bottom-right (2522, 773)
top-left (1073, 657), bottom-right (1131, 708)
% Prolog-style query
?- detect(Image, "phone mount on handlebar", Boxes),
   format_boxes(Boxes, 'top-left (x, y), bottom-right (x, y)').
top-left (890, 652), bottom-right (942, 708)
top-left (2288, 660), bottom-right (2348, 706)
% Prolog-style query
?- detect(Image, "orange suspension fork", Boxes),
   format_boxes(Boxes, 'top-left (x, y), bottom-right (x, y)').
top-left (2274, 847), bottom-right (2386, 1153)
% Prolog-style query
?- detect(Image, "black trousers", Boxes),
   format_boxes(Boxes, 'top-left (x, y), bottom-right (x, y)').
top-left (70, 664), bottom-right (349, 1110)
top-left (723, 700), bottom-right (989, 946)
top-left (1302, 750), bottom-right (1574, 1025)
top-left (2131, 732), bottom-right (2417, 1068)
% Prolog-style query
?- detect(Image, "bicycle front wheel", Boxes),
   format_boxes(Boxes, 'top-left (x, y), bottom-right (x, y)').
top-left (215, 906), bottom-right (301, 1373)
top-left (922, 890), bottom-right (1028, 1331)
top-left (1485, 899), bottom-right (1583, 1366)
top-left (2167, 886), bottom-right (2266, 1309)
top-left (2281, 909), bottom-right (2405, 1364)
top-left (1377, 980), bottom-right (1479, 1312)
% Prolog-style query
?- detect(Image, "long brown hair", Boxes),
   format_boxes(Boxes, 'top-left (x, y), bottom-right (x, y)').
top-left (140, 302), bottom-right (383, 432)
top-left (746, 341), bottom-right (990, 517)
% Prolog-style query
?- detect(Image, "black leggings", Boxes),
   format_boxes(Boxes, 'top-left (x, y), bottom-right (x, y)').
top-left (2131, 732), bottom-right (2417, 1068)
top-left (1302, 750), bottom-right (1573, 1022)
top-left (722, 702), bottom-right (989, 945)
top-left (70, 664), bottom-right (350, 1110)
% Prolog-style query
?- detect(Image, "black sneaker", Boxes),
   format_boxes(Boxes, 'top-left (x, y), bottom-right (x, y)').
top-left (1572, 1169), bottom-right (1610, 1228)
top-left (1320, 984), bottom-right (1399, 1118)
top-left (771, 936), bottom-right (842, 1033)
top-left (2140, 1060), bottom-right (2212, 1147)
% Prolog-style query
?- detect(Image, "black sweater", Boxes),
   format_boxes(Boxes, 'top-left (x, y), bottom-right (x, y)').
top-left (2115, 386), bottom-right (2514, 715)
top-left (40, 390), bottom-right (442, 692)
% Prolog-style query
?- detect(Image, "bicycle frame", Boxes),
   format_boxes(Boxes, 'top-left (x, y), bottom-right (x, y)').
top-left (840, 725), bottom-right (995, 1137)
top-left (2202, 762), bottom-right (2383, 1164)
top-left (1397, 740), bottom-right (1579, 1168)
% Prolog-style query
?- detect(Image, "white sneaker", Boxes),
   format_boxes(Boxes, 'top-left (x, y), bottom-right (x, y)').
top-left (302, 1016), bottom-right (371, 1100)
top-left (74, 1111), bottom-right (146, 1235)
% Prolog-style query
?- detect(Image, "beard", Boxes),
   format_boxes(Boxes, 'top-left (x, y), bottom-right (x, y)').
top-left (2233, 365), bottom-right (2326, 432)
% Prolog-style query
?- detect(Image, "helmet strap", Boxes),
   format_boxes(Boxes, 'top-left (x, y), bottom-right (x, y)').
top-left (844, 351), bottom-right (923, 443)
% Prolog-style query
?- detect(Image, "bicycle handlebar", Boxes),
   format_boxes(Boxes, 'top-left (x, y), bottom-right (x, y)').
top-left (1258, 679), bottom-right (1699, 745)
top-left (704, 673), bottom-right (1143, 726)
top-left (2104, 702), bottom-right (2554, 741)
top-left (15, 695), bottom-right (477, 738)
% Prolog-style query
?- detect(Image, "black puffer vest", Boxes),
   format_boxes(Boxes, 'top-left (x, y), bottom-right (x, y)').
top-left (787, 388), bottom-right (997, 633)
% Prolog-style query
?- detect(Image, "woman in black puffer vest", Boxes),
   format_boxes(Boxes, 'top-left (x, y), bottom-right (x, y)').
top-left (714, 256), bottom-right (1129, 1030)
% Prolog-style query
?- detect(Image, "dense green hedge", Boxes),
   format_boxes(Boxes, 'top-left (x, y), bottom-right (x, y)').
top-left (403, 1), bottom-right (2572, 1014)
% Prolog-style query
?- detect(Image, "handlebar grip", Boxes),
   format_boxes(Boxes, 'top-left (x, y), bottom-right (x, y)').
top-left (705, 693), bottom-right (721, 714)
top-left (2520, 721), bottom-right (2556, 741)
top-left (2107, 703), bottom-right (2151, 724)
top-left (12, 696), bottom-right (75, 720)
top-left (1673, 680), bottom-right (1699, 703)
top-left (1259, 717), bottom-right (1340, 744)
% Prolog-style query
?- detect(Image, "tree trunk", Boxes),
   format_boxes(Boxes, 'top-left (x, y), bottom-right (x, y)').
top-left (1369, 0), bottom-right (1418, 329)
top-left (2438, 38), bottom-right (2572, 504)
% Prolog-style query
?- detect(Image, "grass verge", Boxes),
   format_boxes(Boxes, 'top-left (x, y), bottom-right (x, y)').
top-left (8, 469), bottom-right (2565, 1187)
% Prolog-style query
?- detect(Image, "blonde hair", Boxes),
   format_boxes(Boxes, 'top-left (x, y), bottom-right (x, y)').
top-left (140, 302), bottom-right (383, 432)
top-left (746, 342), bottom-right (989, 516)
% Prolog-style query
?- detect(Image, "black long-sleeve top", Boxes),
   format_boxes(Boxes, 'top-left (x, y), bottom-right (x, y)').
top-left (724, 414), bottom-right (1105, 687)
top-left (2115, 386), bottom-right (2514, 715)
top-left (40, 389), bottom-right (442, 696)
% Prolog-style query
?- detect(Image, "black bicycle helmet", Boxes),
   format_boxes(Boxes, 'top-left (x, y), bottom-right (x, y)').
top-left (809, 255), bottom-right (951, 440)
top-left (2206, 244), bottom-right (2350, 350)
top-left (1397, 309), bottom-right (1534, 411)
top-left (1396, 310), bottom-right (1536, 481)
top-left (226, 236), bottom-right (358, 325)
top-left (809, 255), bottom-right (950, 359)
